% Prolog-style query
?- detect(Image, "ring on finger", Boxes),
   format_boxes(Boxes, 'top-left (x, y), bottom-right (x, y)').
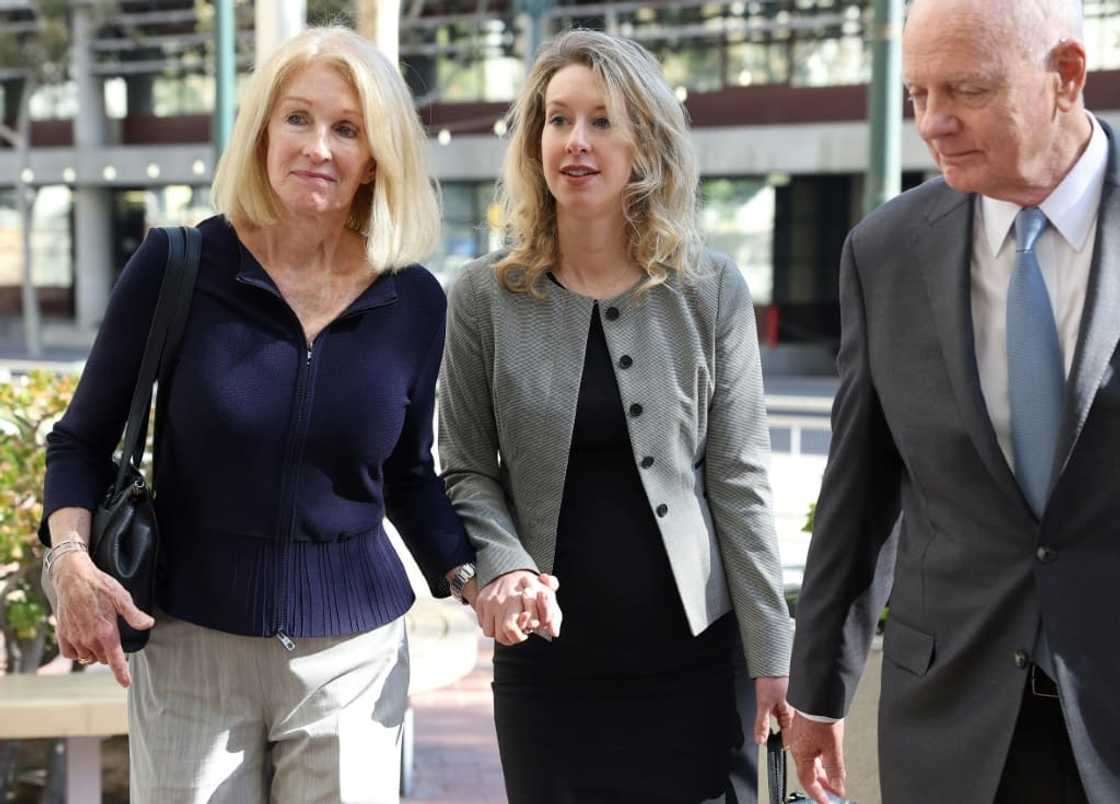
top-left (77, 656), bottom-right (94, 665)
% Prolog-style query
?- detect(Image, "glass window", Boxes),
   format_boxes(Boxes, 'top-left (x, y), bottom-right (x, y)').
top-left (791, 35), bottom-right (868, 86)
top-left (152, 74), bottom-right (216, 116)
top-left (110, 187), bottom-right (215, 279)
top-left (104, 77), bottom-right (128, 119)
top-left (700, 178), bottom-right (776, 305)
top-left (29, 81), bottom-right (78, 120)
top-left (419, 21), bottom-right (523, 103)
top-left (1085, 1), bottom-right (1120, 71)
top-left (660, 43), bottom-right (726, 93)
top-left (0, 186), bottom-right (74, 288)
top-left (428, 182), bottom-right (501, 283)
top-left (726, 41), bottom-right (792, 86)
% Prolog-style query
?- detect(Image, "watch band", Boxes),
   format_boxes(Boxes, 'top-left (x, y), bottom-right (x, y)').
top-left (449, 562), bottom-right (476, 604)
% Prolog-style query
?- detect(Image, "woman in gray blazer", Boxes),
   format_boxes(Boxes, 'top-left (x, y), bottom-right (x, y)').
top-left (438, 30), bottom-right (793, 803)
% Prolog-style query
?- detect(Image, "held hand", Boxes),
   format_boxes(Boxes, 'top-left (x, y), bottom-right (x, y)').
top-left (52, 552), bottom-right (154, 688)
top-left (473, 570), bottom-right (557, 645)
top-left (753, 675), bottom-right (794, 744)
top-left (522, 573), bottom-right (561, 639)
top-left (786, 712), bottom-right (847, 804)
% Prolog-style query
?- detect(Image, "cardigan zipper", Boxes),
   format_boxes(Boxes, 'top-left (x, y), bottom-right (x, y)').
top-left (274, 339), bottom-right (315, 651)
top-left (234, 271), bottom-right (397, 647)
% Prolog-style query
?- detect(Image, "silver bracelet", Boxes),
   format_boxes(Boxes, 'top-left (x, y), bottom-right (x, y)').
top-left (45, 539), bottom-right (88, 578)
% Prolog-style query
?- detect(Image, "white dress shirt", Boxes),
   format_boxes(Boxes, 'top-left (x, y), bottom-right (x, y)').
top-left (972, 113), bottom-right (1108, 468)
top-left (798, 113), bottom-right (1108, 725)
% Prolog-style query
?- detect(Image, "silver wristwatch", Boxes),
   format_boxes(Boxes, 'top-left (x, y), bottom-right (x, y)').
top-left (448, 562), bottom-right (477, 605)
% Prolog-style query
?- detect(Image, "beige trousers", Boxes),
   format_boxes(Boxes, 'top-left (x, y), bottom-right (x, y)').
top-left (127, 613), bottom-right (409, 804)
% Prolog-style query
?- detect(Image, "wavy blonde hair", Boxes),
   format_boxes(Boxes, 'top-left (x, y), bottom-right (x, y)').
top-left (495, 29), bottom-right (704, 295)
top-left (211, 26), bottom-right (439, 271)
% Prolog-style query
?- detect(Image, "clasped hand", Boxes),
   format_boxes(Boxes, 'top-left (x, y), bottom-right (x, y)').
top-left (471, 570), bottom-right (562, 645)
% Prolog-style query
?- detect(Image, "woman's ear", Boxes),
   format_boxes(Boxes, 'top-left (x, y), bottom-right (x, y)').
top-left (363, 162), bottom-right (377, 184)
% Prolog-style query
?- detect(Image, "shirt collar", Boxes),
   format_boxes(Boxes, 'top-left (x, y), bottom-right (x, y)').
top-left (979, 112), bottom-right (1108, 257)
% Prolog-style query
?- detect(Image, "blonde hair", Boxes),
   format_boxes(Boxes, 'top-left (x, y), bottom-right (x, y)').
top-left (211, 26), bottom-right (439, 271)
top-left (495, 29), bottom-right (704, 295)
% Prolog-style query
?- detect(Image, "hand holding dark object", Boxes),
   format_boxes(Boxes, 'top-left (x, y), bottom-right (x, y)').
top-left (786, 712), bottom-right (847, 804)
top-left (754, 675), bottom-right (794, 744)
top-left (52, 547), bottom-right (154, 687)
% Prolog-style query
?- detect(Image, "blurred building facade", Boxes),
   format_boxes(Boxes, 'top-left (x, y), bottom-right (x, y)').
top-left (2, 0), bottom-right (1119, 367)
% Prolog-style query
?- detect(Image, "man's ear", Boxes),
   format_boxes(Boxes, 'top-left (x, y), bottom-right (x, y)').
top-left (1048, 38), bottom-right (1088, 112)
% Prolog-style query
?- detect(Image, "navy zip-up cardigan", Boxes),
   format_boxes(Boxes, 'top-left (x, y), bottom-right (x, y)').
top-left (41, 215), bottom-right (474, 639)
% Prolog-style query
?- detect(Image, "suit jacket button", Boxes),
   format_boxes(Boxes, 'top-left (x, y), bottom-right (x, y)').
top-left (1036, 546), bottom-right (1057, 563)
top-left (629, 403), bottom-right (643, 417)
top-left (605, 306), bottom-right (620, 321)
top-left (656, 504), bottom-right (669, 517)
top-left (640, 456), bottom-right (655, 469)
top-left (619, 355), bottom-right (633, 369)
top-left (1013, 649), bottom-right (1030, 669)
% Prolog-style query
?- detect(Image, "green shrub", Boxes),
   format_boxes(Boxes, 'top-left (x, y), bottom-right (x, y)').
top-left (0, 370), bottom-right (77, 672)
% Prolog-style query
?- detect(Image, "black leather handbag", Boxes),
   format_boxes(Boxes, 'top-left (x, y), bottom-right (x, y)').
top-left (90, 226), bottom-right (200, 653)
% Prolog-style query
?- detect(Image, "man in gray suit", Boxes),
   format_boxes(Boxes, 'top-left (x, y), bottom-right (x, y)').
top-left (786, 1), bottom-right (1119, 802)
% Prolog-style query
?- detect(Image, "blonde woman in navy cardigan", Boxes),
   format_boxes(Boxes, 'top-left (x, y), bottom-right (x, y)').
top-left (41, 28), bottom-right (473, 803)
top-left (439, 30), bottom-right (793, 804)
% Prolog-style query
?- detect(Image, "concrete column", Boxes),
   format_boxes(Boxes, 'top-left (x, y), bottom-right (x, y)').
top-left (256, 0), bottom-right (306, 68)
top-left (358, 0), bottom-right (401, 66)
top-left (73, 5), bottom-right (105, 148)
top-left (214, 0), bottom-right (236, 156)
top-left (73, 188), bottom-right (114, 331)
top-left (515, 0), bottom-right (554, 69)
top-left (72, 2), bottom-right (113, 333)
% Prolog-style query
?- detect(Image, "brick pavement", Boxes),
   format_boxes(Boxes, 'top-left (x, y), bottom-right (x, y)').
top-left (407, 637), bottom-right (508, 804)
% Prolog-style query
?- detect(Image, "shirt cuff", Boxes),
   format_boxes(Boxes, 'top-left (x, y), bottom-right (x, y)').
top-left (795, 708), bottom-right (841, 724)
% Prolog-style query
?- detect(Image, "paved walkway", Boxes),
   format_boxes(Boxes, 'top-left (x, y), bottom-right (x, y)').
top-left (407, 637), bottom-right (506, 803)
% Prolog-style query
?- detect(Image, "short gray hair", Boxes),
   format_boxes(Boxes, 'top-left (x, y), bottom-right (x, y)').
top-left (907, 0), bottom-right (1084, 65)
top-left (1011, 0), bottom-right (1084, 64)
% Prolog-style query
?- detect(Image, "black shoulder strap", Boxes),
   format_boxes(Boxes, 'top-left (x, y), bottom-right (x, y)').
top-left (112, 226), bottom-right (200, 495)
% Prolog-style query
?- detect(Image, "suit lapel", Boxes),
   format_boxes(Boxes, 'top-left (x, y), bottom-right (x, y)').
top-left (1053, 126), bottom-right (1120, 480)
top-left (917, 185), bottom-right (1027, 507)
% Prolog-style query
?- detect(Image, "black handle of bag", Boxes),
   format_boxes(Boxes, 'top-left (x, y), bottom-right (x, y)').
top-left (111, 226), bottom-right (201, 497)
top-left (768, 729), bottom-right (787, 804)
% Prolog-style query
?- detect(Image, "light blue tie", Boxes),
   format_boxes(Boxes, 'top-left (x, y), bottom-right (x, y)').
top-left (1007, 207), bottom-right (1064, 518)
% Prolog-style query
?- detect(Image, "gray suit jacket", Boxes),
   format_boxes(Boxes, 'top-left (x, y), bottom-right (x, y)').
top-left (438, 249), bottom-right (792, 676)
top-left (789, 124), bottom-right (1120, 803)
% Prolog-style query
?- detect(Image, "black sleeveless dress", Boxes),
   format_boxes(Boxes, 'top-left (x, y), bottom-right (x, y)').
top-left (492, 300), bottom-right (741, 804)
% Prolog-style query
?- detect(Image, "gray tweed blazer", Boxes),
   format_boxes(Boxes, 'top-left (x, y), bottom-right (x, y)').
top-left (437, 249), bottom-right (792, 676)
